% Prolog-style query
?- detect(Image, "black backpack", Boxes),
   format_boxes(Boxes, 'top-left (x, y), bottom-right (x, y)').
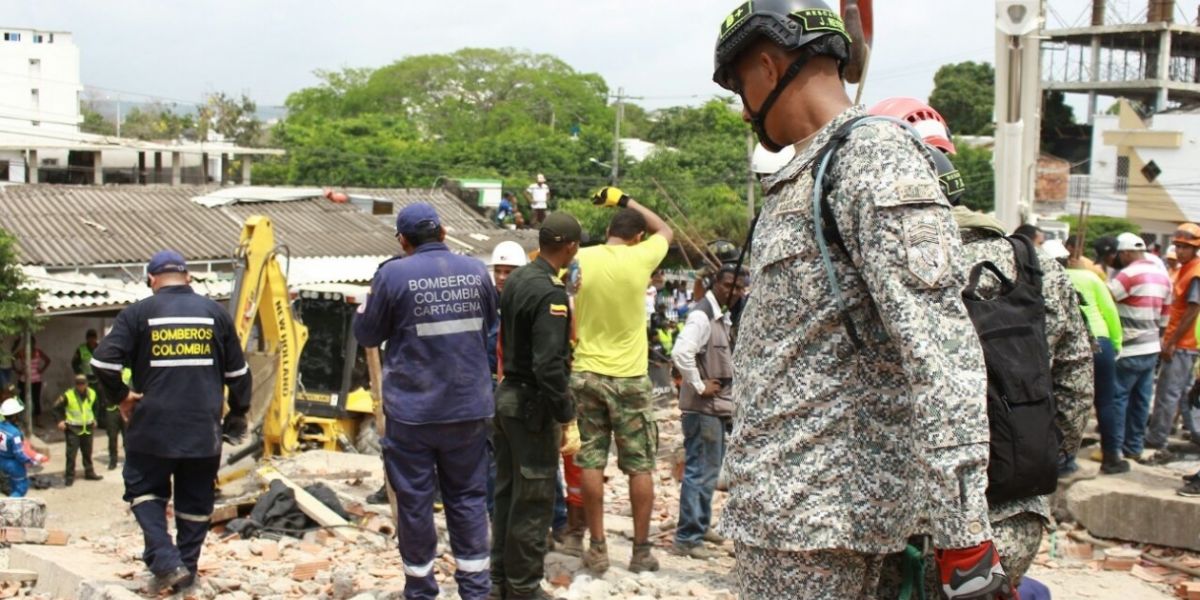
top-left (961, 235), bottom-right (1060, 504)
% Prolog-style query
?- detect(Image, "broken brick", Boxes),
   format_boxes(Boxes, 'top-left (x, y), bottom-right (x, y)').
top-left (291, 559), bottom-right (332, 581)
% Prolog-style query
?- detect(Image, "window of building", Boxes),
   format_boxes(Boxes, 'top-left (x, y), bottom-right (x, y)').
top-left (3, 33), bottom-right (20, 42)
top-left (1115, 156), bottom-right (1130, 193)
top-left (48, 33), bottom-right (54, 43)
top-left (41, 158), bottom-right (58, 167)
top-left (30, 121), bottom-right (39, 127)
top-left (30, 89), bottom-right (39, 110)
top-left (32, 34), bottom-right (43, 43)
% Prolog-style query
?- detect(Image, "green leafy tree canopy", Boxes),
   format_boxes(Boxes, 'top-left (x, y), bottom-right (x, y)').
top-left (0, 230), bottom-right (41, 337)
top-left (929, 61), bottom-right (995, 136)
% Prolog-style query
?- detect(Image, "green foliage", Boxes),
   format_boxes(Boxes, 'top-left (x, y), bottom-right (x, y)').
top-left (0, 230), bottom-right (41, 337)
top-left (266, 49), bottom-right (755, 265)
top-left (953, 142), bottom-right (995, 212)
top-left (120, 102), bottom-right (195, 142)
top-left (929, 61), bottom-right (995, 136)
top-left (198, 92), bottom-right (264, 147)
top-left (80, 103), bottom-right (115, 136)
top-left (1058, 215), bottom-right (1141, 252)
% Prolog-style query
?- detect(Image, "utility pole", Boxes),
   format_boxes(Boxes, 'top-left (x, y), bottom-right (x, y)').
top-left (993, 0), bottom-right (1043, 231)
top-left (611, 87), bottom-right (623, 185)
top-left (115, 94), bottom-right (122, 138)
top-left (746, 132), bottom-right (756, 223)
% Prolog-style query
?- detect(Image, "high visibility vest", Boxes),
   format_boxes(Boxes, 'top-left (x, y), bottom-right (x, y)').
top-left (77, 344), bottom-right (94, 376)
top-left (108, 368), bottom-right (134, 412)
top-left (64, 387), bottom-right (97, 433)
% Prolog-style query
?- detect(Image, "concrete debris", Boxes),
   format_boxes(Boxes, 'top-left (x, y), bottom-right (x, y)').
top-left (0, 499), bottom-right (46, 529)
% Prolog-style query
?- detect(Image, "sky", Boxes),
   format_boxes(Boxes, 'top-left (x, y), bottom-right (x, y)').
top-left (3, 0), bottom-right (1199, 115)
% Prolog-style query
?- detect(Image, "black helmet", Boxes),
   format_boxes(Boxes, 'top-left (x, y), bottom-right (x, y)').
top-left (928, 148), bottom-right (966, 206)
top-left (712, 0), bottom-right (852, 91)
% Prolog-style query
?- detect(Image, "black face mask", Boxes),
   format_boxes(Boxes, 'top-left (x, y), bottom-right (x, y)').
top-left (740, 53), bottom-right (811, 153)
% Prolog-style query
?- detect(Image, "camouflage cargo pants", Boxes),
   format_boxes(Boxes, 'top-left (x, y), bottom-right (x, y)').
top-left (570, 372), bottom-right (657, 474)
top-left (735, 543), bottom-right (889, 599)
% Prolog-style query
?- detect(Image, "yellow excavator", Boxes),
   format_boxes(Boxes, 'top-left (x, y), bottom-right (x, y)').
top-left (228, 215), bottom-right (376, 458)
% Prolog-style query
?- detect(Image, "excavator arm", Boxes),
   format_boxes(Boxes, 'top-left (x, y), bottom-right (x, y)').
top-left (230, 216), bottom-right (309, 457)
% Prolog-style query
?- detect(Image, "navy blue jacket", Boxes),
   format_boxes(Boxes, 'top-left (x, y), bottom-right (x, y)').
top-left (91, 285), bottom-right (251, 458)
top-left (354, 242), bottom-right (498, 425)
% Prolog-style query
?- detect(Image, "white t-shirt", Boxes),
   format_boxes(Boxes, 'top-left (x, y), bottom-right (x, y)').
top-left (527, 183), bottom-right (550, 209)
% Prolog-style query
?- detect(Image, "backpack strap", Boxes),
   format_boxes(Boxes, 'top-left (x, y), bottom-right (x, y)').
top-left (810, 115), bottom-right (932, 348)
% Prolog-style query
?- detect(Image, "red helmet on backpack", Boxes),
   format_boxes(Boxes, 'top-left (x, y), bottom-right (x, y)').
top-left (867, 97), bottom-right (956, 154)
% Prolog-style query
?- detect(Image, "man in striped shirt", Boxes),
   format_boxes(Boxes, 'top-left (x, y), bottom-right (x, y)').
top-left (1108, 233), bottom-right (1171, 460)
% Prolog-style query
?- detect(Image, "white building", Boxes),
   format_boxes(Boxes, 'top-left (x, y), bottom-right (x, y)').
top-left (1070, 99), bottom-right (1200, 243)
top-left (0, 27), bottom-right (81, 181)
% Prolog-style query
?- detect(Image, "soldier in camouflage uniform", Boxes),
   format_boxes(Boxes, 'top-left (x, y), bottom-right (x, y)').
top-left (711, 1), bottom-right (1010, 598)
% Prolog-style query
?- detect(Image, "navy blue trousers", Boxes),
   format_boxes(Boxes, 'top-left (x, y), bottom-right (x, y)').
top-left (123, 451), bottom-right (219, 577)
top-left (384, 419), bottom-right (491, 600)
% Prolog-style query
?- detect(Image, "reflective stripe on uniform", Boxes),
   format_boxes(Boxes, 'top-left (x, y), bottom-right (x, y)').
top-left (129, 494), bottom-right (167, 507)
top-left (90, 358), bottom-right (123, 372)
top-left (149, 358), bottom-right (215, 368)
top-left (402, 560), bottom-right (435, 577)
top-left (175, 511), bottom-right (211, 522)
top-left (415, 318), bottom-right (483, 338)
top-left (224, 364), bottom-right (249, 378)
top-left (147, 317), bottom-right (215, 326)
top-left (454, 556), bottom-right (490, 573)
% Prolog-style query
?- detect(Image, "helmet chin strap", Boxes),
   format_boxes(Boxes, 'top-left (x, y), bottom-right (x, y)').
top-left (743, 54), bottom-right (811, 153)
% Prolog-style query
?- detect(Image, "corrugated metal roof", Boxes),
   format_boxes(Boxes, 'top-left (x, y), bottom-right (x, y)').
top-left (22, 267), bottom-right (233, 314)
top-left (0, 185), bottom-right (401, 267)
top-left (341, 187), bottom-right (538, 254)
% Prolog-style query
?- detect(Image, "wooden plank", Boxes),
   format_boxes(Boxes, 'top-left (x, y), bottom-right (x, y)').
top-left (256, 465), bottom-right (359, 542)
top-left (366, 347), bottom-right (399, 524)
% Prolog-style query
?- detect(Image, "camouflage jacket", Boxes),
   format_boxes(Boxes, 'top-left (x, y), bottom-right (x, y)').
top-left (954, 212), bottom-right (1094, 523)
top-left (721, 106), bottom-right (991, 553)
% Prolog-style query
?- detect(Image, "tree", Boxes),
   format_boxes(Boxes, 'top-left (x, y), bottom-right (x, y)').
top-left (197, 93), bottom-right (264, 147)
top-left (120, 102), bottom-right (195, 142)
top-left (80, 103), bottom-right (115, 136)
top-left (1058, 215), bottom-right (1140, 252)
top-left (953, 142), bottom-right (995, 212)
top-left (929, 62), bottom-right (995, 136)
top-left (0, 230), bottom-right (41, 338)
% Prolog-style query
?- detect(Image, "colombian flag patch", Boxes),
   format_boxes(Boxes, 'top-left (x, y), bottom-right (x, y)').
top-left (549, 303), bottom-right (568, 317)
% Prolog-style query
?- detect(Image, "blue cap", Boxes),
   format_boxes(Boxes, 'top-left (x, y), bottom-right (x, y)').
top-left (147, 249), bottom-right (188, 275)
top-left (395, 202), bottom-right (442, 238)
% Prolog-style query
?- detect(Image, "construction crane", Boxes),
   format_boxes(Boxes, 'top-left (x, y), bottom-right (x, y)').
top-left (228, 215), bottom-right (375, 458)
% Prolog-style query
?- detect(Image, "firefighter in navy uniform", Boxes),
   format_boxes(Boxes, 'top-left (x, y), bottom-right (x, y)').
top-left (490, 212), bottom-right (581, 600)
top-left (91, 250), bottom-right (251, 594)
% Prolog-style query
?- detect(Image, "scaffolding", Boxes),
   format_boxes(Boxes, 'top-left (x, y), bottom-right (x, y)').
top-left (1042, 0), bottom-right (1200, 120)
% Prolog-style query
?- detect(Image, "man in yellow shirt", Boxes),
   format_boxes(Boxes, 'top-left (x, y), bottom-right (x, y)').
top-left (571, 187), bottom-right (673, 575)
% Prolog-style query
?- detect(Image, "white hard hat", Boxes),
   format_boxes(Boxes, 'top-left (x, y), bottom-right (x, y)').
top-left (490, 241), bottom-right (528, 268)
top-left (1116, 232), bottom-right (1147, 252)
top-left (0, 398), bottom-right (23, 417)
top-left (1042, 239), bottom-right (1070, 260)
top-left (751, 144), bottom-right (795, 175)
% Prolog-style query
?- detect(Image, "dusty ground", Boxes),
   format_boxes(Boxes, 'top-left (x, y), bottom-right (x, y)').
top-left (3, 415), bottom-right (1198, 599)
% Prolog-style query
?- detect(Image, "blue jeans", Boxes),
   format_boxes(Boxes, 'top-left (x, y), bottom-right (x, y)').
top-left (1094, 338), bottom-right (1119, 454)
top-left (1113, 352), bottom-right (1158, 456)
top-left (0, 458), bottom-right (28, 497)
top-left (675, 412), bottom-right (726, 547)
top-left (1147, 350), bottom-right (1200, 449)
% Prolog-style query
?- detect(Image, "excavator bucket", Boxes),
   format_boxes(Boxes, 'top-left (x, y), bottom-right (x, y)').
top-left (842, 0), bottom-right (873, 85)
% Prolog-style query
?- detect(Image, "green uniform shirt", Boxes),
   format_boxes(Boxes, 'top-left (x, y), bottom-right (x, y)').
top-left (498, 257), bottom-right (575, 424)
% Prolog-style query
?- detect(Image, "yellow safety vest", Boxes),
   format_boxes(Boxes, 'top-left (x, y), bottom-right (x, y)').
top-left (77, 344), bottom-right (94, 376)
top-left (109, 367), bottom-right (134, 412)
top-left (64, 387), bottom-right (97, 433)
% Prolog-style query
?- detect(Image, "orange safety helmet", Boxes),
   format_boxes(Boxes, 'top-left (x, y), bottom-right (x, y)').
top-left (1172, 223), bottom-right (1200, 248)
top-left (867, 97), bottom-right (956, 155)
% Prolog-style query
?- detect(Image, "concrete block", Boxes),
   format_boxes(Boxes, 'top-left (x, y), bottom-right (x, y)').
top-left (1066, 468), bottom-right (1200, 551)
top-left (0, 498), bottom-right (46, 528)
top-left (9, 543), bottom-right (139, 599)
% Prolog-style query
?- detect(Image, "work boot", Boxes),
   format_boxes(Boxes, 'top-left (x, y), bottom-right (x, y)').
top-left (1178, 479), bottom-right (1200, 498)
top-left (366, 485), bottom-right (389, 505)
top-left (1099, 453), bottom-right (1130, 475)
top-left (670, 542), bottom-right (720, 560)
top-left (84, 471), bottom-right (103, 481)
top-left (702, 529), bottom-right (726, 544)
top-left (559, 505), bottom-right (585, 557)
top-left (629, 542), bottom-right (660, 573)
top-left (107, 460), bottom-right (117, 471)
top-left (63, 476), bottom-right (74, 488)
top-left (508, 587), bottom-right (563, 600)
top-left (583, 539), bottom-right (609, 574)
top-left (146, 566), bottom-right (191, 595)
top-left (936, 540), bottom-right (1013, 600)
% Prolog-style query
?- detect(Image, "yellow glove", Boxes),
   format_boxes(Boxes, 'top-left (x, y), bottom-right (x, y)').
top-left (591, 187), bottom-right (631, 208)
top-left (560, 420), bottom-right (581, 456)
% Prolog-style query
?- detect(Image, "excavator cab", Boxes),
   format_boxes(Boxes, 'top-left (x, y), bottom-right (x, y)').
top-left (293, 288), bottom-right (374, 420)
